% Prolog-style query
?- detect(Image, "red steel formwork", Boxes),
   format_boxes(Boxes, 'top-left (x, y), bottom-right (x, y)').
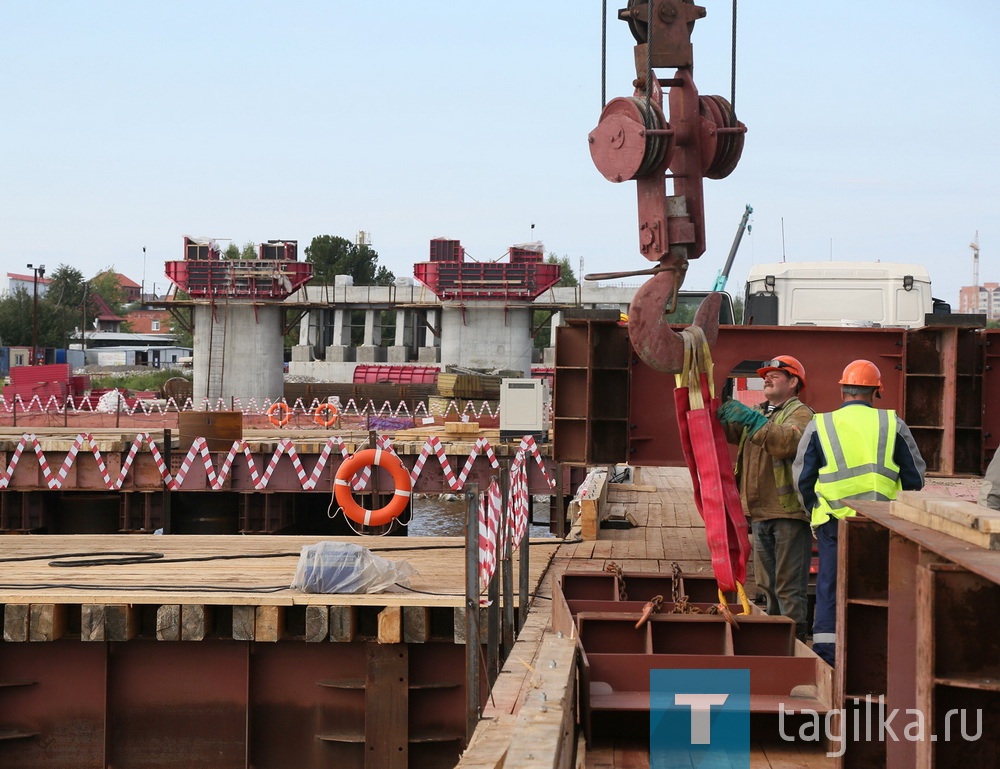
top-left (165, 237), bottom-right (312, 300)
top-left (0, 627), bottom-right (478, 769)
top-left (414, 240), bottom-right (560, 301)
top-left (553, 571), bottom-right (832, 743)
top-left (554, 319), bottom-right (999, 475)
top-left (352, 365), bottom-right (441, 384)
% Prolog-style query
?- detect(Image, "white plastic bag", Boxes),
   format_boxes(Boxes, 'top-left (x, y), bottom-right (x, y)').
top-left (291, 541), bottom-right (417, 594)
top-left (96, 389), bottom-right (125, 413)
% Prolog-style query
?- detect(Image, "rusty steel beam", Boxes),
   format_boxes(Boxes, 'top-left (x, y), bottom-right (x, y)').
top-left (0, 638), bottom-right (470, 769)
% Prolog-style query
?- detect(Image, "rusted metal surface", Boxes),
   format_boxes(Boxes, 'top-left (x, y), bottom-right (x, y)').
top-left (0, 638), bottom-right (471, 769)
top-left (555, 569), bottom-right (831, 743)
top-left (839, 502), bottom-right (1000, 766)
top-left (628, 282), bottom-right (721, 374)
top-left (588, 1), bottom-right (745, 372)
top-left (886, 532), bottom-right (921, 767)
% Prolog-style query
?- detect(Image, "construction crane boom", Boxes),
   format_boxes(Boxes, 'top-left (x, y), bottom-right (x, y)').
top-left (712, 204), bottom-right (753, 292)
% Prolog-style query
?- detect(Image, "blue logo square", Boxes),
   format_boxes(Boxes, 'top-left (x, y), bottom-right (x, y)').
top-left (650, 668), bottom-right (750, 768)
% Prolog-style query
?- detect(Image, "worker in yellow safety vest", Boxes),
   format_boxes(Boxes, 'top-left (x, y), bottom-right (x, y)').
top-left (792, 360), bottom-right (925, 666)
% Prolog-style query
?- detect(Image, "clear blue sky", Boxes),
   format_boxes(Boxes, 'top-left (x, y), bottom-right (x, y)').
top-left (2, 2), bottom-right (997, 306)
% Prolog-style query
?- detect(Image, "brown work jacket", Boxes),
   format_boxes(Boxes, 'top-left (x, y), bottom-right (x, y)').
top-left (723, 397), bottom-right (813, 523)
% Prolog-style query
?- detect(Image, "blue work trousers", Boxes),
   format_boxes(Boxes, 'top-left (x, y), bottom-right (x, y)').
top-left (812, 518), bottom-right (839, 666)
top-left (752, 518), bottom-right (812, 640)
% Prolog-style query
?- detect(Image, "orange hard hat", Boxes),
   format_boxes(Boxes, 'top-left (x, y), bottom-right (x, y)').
top-left (757, 355), bottom-right (806, 389)
top-left (840, 359), bottom-right (882, 390)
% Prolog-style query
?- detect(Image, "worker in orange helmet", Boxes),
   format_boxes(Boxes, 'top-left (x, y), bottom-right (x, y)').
top-left (717, 354), bottom-right (814, 640)
top-left (793, 359), bottom-right (925, 666)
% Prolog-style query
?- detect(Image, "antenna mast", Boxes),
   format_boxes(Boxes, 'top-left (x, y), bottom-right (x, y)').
top-left (971, 231), bottom-right (980, 287)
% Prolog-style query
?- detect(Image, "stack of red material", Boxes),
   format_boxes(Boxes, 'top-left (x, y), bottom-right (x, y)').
top-left (352, 365), bottom-right (440, 385)
top-left (4, 364), bottom-right (77, 406)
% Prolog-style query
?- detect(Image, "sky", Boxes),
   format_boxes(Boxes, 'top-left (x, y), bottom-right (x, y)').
top-left (1, 2), bottom-right (998, 306)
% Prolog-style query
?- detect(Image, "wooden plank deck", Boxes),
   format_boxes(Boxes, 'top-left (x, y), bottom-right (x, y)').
top-left (0, 535), bottom-right (560, 647)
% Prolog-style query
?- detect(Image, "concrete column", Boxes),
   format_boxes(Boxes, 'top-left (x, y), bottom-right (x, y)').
top-left (549, 311), bottom-right (563, 346)
top-left (394, 309), bottom-right (407, 346)
top-left (332, 309), bottom-right (351, 345)
top-left (418, 308), bottom-right (440, 362)
top-left (363, 310), bottom-right (382, 346)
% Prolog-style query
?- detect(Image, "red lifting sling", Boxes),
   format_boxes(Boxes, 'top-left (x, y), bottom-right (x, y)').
top-left (673, 325), bottom-right (751, 611)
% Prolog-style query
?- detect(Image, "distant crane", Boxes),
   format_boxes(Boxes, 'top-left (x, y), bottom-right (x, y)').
top-left (712, 204), bottom-right (753, 291)
top-left (971, 230), bottom-right (980, 288)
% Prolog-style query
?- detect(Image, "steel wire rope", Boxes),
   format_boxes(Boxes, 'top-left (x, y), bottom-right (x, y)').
top-left (731, 0), bottom-right (738, 110)
top-left (601, 0), bottom-right (607, 108)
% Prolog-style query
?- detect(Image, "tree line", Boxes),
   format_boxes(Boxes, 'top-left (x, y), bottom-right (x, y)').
top-left (0, 266), bottom-right (129, 350)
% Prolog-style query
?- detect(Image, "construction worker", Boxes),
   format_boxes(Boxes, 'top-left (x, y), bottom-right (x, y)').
top-left (793, 359), bottom-right (926, 666)
top-left (717, 355), bottom-right (814, 640)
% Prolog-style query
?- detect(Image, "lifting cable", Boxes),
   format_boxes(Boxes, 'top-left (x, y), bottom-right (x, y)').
top-left (731, 0), bottom-right (738, 110)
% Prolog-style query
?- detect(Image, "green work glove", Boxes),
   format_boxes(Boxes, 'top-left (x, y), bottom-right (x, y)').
top-left (717, 399), bottom-right (768, 437)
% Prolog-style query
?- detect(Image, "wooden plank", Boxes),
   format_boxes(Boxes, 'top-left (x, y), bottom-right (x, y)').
top-left (377, 606), bottom-right (402, 644)
top-left (906, 491), bottom-right (1000, 533)
top-left (80, 604), bottom-right (107, 642)
top-left (255, 605), bottom-right (284, 642)
top-left (454, 606), bottom-right (489, 644)
top-left (402, 606), bottom-right (431, 643)
top-left (80, 604), bottom-right (139, 641)
top-left (29, 604), bottom-right (67, 641)
top-left (329, 606), bottom-right (357, 642)
top-left (365, 642), bottom-right (408, 769)
top-left (503, 632), bottom-right (577, 769)
top-left (305, 605), bottom-right (329, 643)
top-left (106, 604), bottom-right (139, 641)
top-left (455, 714), bottom-right (515, 768)
top-left (181, 604), bottom-right (212, 641)
top-left (890, 501), bottom-right (1000, 550)
top-left (156, 604), bottom-right (181, 641)
top-left (232, 605), bottom-right (255, 641)
top-left (3, 604), bottom-right (29, 642)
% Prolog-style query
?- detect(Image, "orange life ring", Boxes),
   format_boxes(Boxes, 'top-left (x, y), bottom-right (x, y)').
top-left (314, 402), bottom-right (339, 428)
top-left (335, 448), bottom-right (412, 527)
top-left (267, 401), bottom-right (292, 427)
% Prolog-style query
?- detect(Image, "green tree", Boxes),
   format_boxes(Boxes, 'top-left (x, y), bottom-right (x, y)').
top-left (546, 253), bottom-right (578, 287)
top-left (0, 289), bottom-right (33, 347)
top-left (90, 268), bottom-right (126, 315)
top-left (89, 268), bottom-right (133, 333)
top-left (305, 235), bottom-right (394, 285)
top-left (222, 241), bottom-right (258, 260)
top-left (46, 265), bottom-right (87, 309)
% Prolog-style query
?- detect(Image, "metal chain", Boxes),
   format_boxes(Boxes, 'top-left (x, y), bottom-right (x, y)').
top-left (669, 561), bottom-right (719, 615)
top-left (605, 561), bottom-right (628, 601)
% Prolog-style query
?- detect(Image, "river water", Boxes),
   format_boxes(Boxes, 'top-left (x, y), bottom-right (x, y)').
top-left (404, 495), bottom-right (557, 540)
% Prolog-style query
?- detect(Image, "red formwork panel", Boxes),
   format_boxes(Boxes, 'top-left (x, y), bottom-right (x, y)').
top-left (628, 325), bottom-right (911, 467)
top-left (352, 365), bottom-right (440, 384)
top-left (165, 259), bottom-right (312, 300)
top-left (413, 261), bottom-right (561, 301)
top-left (530, 367), bottom-right (554, 391)
top-left (10, 363), bottom-right (72, 387)
top-left (429, 238), bottom-right (464, 262)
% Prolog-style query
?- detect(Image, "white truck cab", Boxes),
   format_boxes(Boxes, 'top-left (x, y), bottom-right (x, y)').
top-left (743, 262), bottom-right (938, 328)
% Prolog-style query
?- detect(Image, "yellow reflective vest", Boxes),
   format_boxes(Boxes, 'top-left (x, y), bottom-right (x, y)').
top-left (811, 406), bottom-right (902, 527)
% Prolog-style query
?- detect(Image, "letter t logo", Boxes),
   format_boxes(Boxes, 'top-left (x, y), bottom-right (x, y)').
top-left (674, 693), bottom-right (730, 744)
